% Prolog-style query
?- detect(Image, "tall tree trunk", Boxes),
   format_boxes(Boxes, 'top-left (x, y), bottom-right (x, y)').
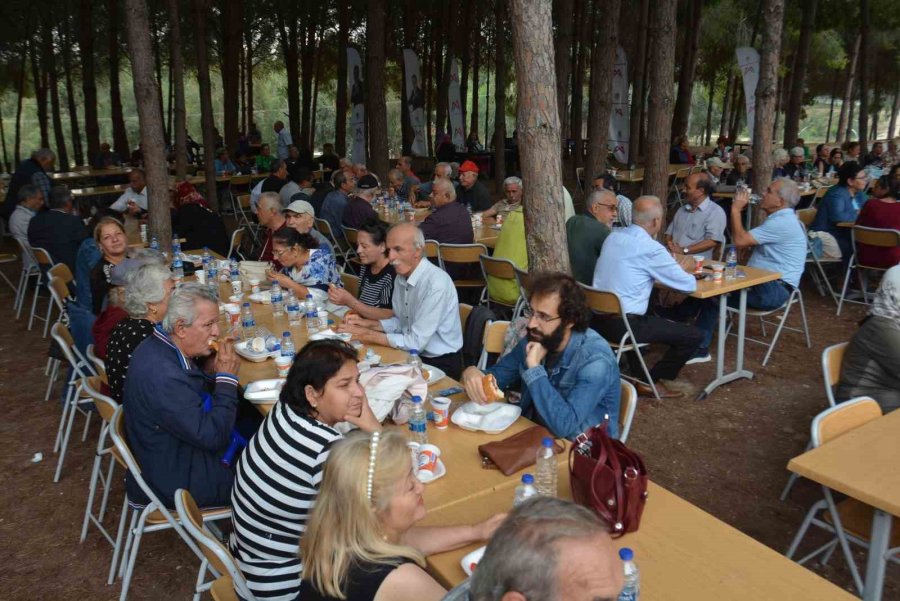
top-left (704, 75), bottom-right (715, 145)
top-left (836, 34), bottom-right (860, 143)
top-left (727, 79), bottom-right (743, 142)
top-left (30, 40), bottom-right (50, 149)
top-left (167, 0), bottom-right (188, 179)
top-left (751, 0), bottom-right (785, 197)
top-left (424, 26), bottom-right (434, 153)
top-left (670, 0), bottom-right (703, 141)
top-left (783, 0), bottom-right (817, 148)
top-left (167, 59), bottom-right (174, 142)
top-left (240, 41), bottom-right (246, 134)
top-left (644, 0), bottom-right (677, 208)
top-left (61, 22), bottom-right (84, 166)
top-left (719, 73), bottom-right (734, 138)
top-left (470, 44), bottom-right (481, 138)
top-left (857, 0), bottom-right (869, 154)
top-left (366, 0), bottom-right (389, 180)
top-left (628, 0), bottom-right (650, 165)
top-left (192, 0), bottom-right (219, 208)
top-left (152, 20), bottom-right (165, 144)
top-left (245, 26), bottom-right (255, 135)
top-left (459, 1), bottom-right (476, 131)
top-left (435, 3), bottom-right (455, 137)
top-left (42, 19), bottom-right (69, 170)
top-left (123, 0), bottom-right (172, 251)
top-left (584, 0), bottom-right (621, 184)
top-left (494, 0), bottom-right (507, 186)
top-left (398, 0), bottom-right (414, 155)
top-left (554, 0), bottom-right (574, 132)
top-left (570, 0), bottom-right (592, 173)
top-left (109, 0), bottom-right (130, 160)
top-left (825, 69), bottom-right (839, 142)
top-left (80, 0), bottom-right (100, 159)
top-left (221, 0), bottom-right (243, 152)
top-left (299, 18), bottom-right (316, 149)
top-left (310, 31), bottom-right (323, 151)
top-left (509, 0), bottom-right (567, 273)
top-left (335, 0), bottom-right (349, 156)
top-left (14, 47), bottom-right (26, 165)
top-left (275, 9), bottom-right (301, 143)
top-left (0, 110), bottom-right (8, 173)
top-left (888, 80), bottom-right (900, 139)
top-left (773, 72), bottom-right (784, 139)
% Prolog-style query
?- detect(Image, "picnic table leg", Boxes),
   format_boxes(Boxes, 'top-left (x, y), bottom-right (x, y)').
top-left (697, 288), bottom-right (753, 400)
top-left (862, 510), bottom-right (891, 601)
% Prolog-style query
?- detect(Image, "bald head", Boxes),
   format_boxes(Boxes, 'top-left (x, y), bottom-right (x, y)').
top-left (632, 195), bottom-right (663, 236)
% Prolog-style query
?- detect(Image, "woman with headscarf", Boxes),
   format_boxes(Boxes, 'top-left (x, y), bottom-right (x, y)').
top-left (835, 265), bottom-right (900, 412)
top-left (171, 181), bottom-right (229, 256)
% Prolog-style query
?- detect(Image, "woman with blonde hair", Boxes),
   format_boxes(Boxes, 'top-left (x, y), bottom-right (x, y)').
top-left (300, 430), bottom-right (504, 601)
top-left (89, 216), bottom-right (128, 314)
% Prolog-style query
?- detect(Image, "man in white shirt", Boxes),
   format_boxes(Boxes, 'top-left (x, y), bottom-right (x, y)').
top-left (592, 196), bottom-right (704, 398)
top-left (273, 120), bottom-right (292, 160)
top-left (337, 222), bottom-right (464, 378)
top-left (110, 169), bottom-right (148, 214)
top-left (9, 184), bottom-right (43, 269)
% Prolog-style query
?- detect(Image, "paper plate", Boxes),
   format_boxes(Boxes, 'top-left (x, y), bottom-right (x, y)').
top-left (415, 458), bottom-right (446, 484)
top-left (244, 379), bottom-right (285, 402)
top-left (461, 546), bottom-right (487, 577)
top-left (234, 340), bottom-right (279, 362)
top-left (421, 364), bottom-right (446, 385)
top-left (451, 402), bottom-right (521, 434)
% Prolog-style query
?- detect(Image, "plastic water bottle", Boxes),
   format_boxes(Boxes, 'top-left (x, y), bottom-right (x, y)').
top-left (407, 349), bottom-right (423, 376)
top-left (285, 291), bottom-right (301, 325)
top-left (150, 236), bottom-right (159, 251)
top-left (513, 474), bottom-right (538, 507)
top-left (172, 253), bottom-right (184, 283)
top-left (617, 548), bottom-right (640, 601)
top-left (535, 437), bottom-right (557, 497)
top-left (229, 259), bottom-right (240, 282)
top-left (201, 246), bottom-right (211, 269)
top-left (408, 395), bottom-right (428, 444)
top-left (270, 281), bottom-right (284, 316)
top-left (281, 331), bottom-right (295, 359)
top-left (725, 246), bottom-right (738, 280)
top-left (305, 294), bottom-right (321, 335)
top-left (172, 235), bottom-right (182, 259)
top-left (240, 302), bottom-right (257, 340)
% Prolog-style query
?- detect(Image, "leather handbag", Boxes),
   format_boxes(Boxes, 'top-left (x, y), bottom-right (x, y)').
top-left (569, 422), bottom-right (648, 537)
top-left (478, 425), bottom-right (564, 476)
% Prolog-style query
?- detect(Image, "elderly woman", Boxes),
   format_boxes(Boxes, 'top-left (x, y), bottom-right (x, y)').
top-left (229, 340), bottom-right (382, 601)
top-left (89, 217), bottom-right (129, 315)
top-left (725, 154), bottom-right (753, 186)
top-left (266, 226), bottom-right (342, 304)
top-left (836, 266), bottom-right (900, 412)
top-left (772, 148), bottom-right (790, 178)
top-left (300, 430), bottom-right (504, 601)
top-left (328, 219), bottom-right (395, 320)
top-left (669, 135), bottom-right (694, 164)
top-left (810, 161), bottom-right (869, 260)
top-left (171, 181), bottom-right (228, 256)
top-left (104, 261), bottom-right (174, 402)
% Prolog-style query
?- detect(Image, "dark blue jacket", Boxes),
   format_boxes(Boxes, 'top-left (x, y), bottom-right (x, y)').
top-left (123, 328), bottom-right (239, 508)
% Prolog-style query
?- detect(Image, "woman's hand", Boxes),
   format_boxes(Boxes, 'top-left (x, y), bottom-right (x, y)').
top-left (328, 283), bottom-right (355, 307)
top-left (343, 392), bottom-right (382, 433)
top-left (266, 270), bottom-right (290, 288)
top-left (475, 513), bottom-right (508, 541)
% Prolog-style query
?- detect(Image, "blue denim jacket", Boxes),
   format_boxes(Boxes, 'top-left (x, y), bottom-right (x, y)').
top-left (486, 328), bottom-right (621, 440)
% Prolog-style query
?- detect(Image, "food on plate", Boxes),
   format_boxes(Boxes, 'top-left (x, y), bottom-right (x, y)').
top-left (421, 368), bottom-right (431, 381)
top-left (482, 374), bottom-right (504, 401)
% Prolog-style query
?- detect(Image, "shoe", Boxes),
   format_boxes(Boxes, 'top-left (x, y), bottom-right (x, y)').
top-left (685, 349), bottom-right (711, 365)
top-left (635, 381), bottom-right (685, 399)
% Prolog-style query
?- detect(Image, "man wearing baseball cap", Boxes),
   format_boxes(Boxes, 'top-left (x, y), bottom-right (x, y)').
top-left (282, 199), bottom-right (332, 252)
top-left (342, 174), bottom-right (380, 229)
top-left (705, 157), bottom-right (727, 186)
top-left (457, 160), bottom-right (493, 212)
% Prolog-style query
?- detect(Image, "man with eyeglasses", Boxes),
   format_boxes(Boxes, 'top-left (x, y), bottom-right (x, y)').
top-left (462, 272), bottom-right (620, 440)
top-left (566, 189), bottom-right (617, 285)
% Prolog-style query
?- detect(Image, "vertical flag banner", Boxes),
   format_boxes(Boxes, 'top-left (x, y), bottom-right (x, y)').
top-left (403, 49), bottom-right (427, 156)
top-left (448, 57), bottom-right (465, 151)
top-left (736, 47), bottom-right (759, 142)
top-left (347, 47), bottom-right (366, 164)
top-left (609, 46), bottom-right (630, 164)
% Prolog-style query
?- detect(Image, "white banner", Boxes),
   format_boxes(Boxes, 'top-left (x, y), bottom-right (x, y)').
top-left (348, 47), bottom-right (366, 164)
top-left (609, 46), bottom-right (630, 164)
top-left (736, 47), bottom-right (759, 142)
top-left (403, 49), bottom-right (427, 156)
top-left (448, 57), bottom-right (465, 151)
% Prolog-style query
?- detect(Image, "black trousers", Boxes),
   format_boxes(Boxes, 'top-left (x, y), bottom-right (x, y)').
top-left (592, 314), bottom-right (703, 382)
top-left (422, 349), bottom-right (464, 381)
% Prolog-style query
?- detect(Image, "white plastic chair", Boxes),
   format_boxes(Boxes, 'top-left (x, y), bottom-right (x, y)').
top-left (837, 226), bottom-right (900, 315)
top-left (13, 238), bottom-right (41, 318)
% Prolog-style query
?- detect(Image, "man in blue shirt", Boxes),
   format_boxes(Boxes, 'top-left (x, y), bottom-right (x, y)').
top-left (810, 160), bottom-right (868, 261)
top-left (461, 273), bottom-right (620, 440)
top-left (321, 170), bottom-right (356, 245)
top-left (273, 120), bottom-right (292, 160)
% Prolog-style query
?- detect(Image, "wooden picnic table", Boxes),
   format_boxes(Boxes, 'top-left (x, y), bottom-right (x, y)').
top-left (50, 167), bottom-right (133, 181)
top-left (613, 164), bottom-right (686, 184)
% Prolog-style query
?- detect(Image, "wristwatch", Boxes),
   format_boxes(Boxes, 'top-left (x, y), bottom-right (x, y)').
top-left (683, 247), bottom-right (690, 255)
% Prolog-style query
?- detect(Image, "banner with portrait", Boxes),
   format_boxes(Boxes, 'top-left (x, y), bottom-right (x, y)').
top-left (448, 57), bottom-right (465, 151)
top-left (348, 47), bottom-right (366, 164)
top-left (736, 47), bottom-right (759, 143)
top-left (403, 49), bottom-right (427, 156)
top-left (608, 46), bottom-right (630, 164)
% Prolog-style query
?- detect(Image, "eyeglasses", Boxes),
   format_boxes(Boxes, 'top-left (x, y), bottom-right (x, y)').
top-left (523, 308), bottom-right (562, 323)
top-left (597, 203), bottom-right (618, 212)
top-left (272, 247), bottom-right (292, 258)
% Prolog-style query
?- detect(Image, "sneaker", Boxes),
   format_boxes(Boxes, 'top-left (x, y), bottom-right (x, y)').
top-left (685, 349), bottom-right (711, 365)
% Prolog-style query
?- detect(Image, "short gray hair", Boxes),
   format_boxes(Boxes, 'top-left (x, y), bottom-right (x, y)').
top-left (773, 177), bottom-right (801, 208)
top-left (586, 189), bottom-right (616, 210)
top-left (32, 148), bottom-right (55, 162)
top-left (469, 497), bottom-right (610, 601)
top-left (161, 282), bottom-right (218, 333)
top-left (258, 192), bottom-right (282, 214)
top-left (387, 168), bottom-right (404, 183)
top-left (433, 177), bottom-right (456, 200)
top-left (435, 162), bottom-right (452, 177)
top-left (503, 176), bottom-right (523, 189)
top-left (773, 148), bottom-right (789, 163)
top-left (124, 263), bottom-right (172, 318)
top-left (632, 195), bottom-right (662, 226)
top-left (48, 186), bottom-right (72, 210)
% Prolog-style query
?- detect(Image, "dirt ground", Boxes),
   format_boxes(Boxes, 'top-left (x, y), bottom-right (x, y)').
top-left (0, 237), bottom-right (896, 600)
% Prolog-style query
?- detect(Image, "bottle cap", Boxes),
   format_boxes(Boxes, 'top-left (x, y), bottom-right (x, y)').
top-left (522, 473), bottom-right (534, 484)
top-left (283, 332), bottom-right (290, 337)
top-left (410, 349), bottom-right (419, 355)
top-left (411, 395), bottom-right (422, 403)
top-left (542, 437), bottom-right (553, 447)
top-left (242, 302), bottom-right (250, 307)
top-left (618, 547), bottom-right (634, 561)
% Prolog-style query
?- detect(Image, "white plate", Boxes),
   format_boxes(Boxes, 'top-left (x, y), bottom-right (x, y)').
top-left (183, 254), bottom-right (203, 265)
top-left (461, 546), bottom-right (487, 577)
top-left (249, 291), bottom-right (271, 304)
top-left (244, 379), bottom-right (285, 402)
top-left (416, 458), bottom-right (446, 484)
top-left (421, 364), bottom-right (446, 385)
top-left (451, 402), bottom-right (521, 434)
top-left (234, 340), bottom-right (279, 362)
top-left (309, 328), bottom-right (352, 342)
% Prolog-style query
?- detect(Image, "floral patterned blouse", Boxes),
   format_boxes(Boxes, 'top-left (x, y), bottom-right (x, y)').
top-left (283, 248), bottom-right (342, 298)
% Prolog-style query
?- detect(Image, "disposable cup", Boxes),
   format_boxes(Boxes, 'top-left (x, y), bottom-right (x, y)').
top-left (712, 264), bottom-right (724, 282)
top-left (692, 255), bottom-right (704, 274)
top-left (274, 355), bottom-right (292, 378)
top-left (195, 270), bottom-right (207, 284)
top-left (416, 444), bottom-right (441, 475)
top-left (231, 280), bottom-right (243, 295)
top-left (250, 279), bottom-right (261, 294)
top-left (431, 397), bottom-right (451, 430)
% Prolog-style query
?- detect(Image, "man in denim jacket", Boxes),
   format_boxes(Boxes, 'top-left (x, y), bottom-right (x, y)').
top-left (462, 273), bottom-right (621, 440)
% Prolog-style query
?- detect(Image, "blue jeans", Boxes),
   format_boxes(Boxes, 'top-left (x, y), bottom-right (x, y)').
top-left (695, 280), bottom-right (790, 350)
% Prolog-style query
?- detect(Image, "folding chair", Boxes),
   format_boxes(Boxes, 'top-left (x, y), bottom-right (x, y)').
top-left (725, 283), bottom-right (810, 367)
top-left (513, 266), bottom-right (532, 314)
top-left (669, 167), bottom-right (692, 207)
top-left (225, 175), bottom-right (252, 218)
top-left (28, 247), bottom-right (55, 334)
top-left (479, 255), bottom-right (525, 318)
top-left (47, 265), bottom-right (74, 337)
top-left (343, 226), bottom-right (359, 247)
top-left (14, 238), bottom-right (41, 317)
top-left (578, 284), bottom-right (660, 400)
top-left (340, 271), bottom-right (360, 298)
top-left (175, 489), bottom-right (257, 601)
top-left (438, 243), bottom-right (488, 300)
top-left (618, 379), bottom-right (638, 444)
top-left (108, 406), bottom-right (232, 601)
top-left (808, 184), bottom-right (831, 209)
top-left (424, 239), bottom-right (440, 266)
top-left (315, 218), bottom-right (351, 263)
top-left (780, 342), bottom-right (848, 501)
top-left (459, 303), bottom-right (473, 332)
top-left (785, 397), bottom-right (896, 596)
top-left (0, 251), bottom-right (18, 295)
top-left (86, 344), bottom-right (108, 382)
top-left (796, 209), bottom-right (840, 303)
top-left (227, 227), bottom-right (246, 260)
top-left (477, 320), bottom-right (511, 370)
top-left (234, 194), bottom-right (261, 247)
top-left (837, 226), bottom-right (900, 315)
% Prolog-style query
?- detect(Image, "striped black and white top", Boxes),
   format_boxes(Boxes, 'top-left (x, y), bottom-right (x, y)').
top-left (358, 263), bottom-right (395, 309)
top-left (229, 402), bottom-right (341, 601)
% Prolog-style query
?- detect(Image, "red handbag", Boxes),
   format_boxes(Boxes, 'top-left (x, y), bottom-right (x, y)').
top-left (569, 422), bottom-right (648, 537)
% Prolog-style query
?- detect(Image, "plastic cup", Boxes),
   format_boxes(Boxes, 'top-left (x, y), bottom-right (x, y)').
top-left (692, 255), bottom-right (704, 274)
top-left (275, 355), bottom-right (292, 378)
top-left (431, 397), bottom-right (451, 430)
top-left (416, 444), bottom-right (441, 478)
top-left (250, 279), bottom-right (261, 294)
top-left (712, 264), bottom-right (724, 282)
top-left (195, 270), bottom-right (207, 284)
top-left (225, 305), bottom-right (241, 330)
top-left (231, 280), bottom-right (243, 295)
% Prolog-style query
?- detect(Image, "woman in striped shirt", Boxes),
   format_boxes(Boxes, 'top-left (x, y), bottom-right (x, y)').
top-left (229, 340), bottom-right (382, 601)
top-left (328, 218), bottom-right (395, 320)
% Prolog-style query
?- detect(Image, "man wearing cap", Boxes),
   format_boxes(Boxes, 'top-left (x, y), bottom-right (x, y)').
top-left (665, 172), bottom-right (726, 261)
top-left (282, 199), bottom-right (332, 253)
top-left (342, 174), bottom-right (380, 229)
top-left (784, 147), bottom-right (807, 179)
top-left (705, 158), bottom-right (727, 186)
top-left (457, 160), bottom-right (493, 212)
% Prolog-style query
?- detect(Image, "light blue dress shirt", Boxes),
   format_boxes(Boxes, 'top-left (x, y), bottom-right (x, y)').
top-left (747, 208), bottom-right (806, 287)
top-left (665, 197), bottom-right (727, 259)
top-left (379, 258), bottom-right (462, 357)
top-left (593, 224), bottom-right (697, 315)
top-left (276, 128), bottom-right (293, 160)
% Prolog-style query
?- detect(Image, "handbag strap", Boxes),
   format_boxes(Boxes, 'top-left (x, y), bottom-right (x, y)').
top-left (590, 425), bottom-right (627, 532)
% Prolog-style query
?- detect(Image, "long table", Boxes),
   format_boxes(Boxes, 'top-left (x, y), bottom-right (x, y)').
top-left (423, 469), bottom-right (857, 599)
